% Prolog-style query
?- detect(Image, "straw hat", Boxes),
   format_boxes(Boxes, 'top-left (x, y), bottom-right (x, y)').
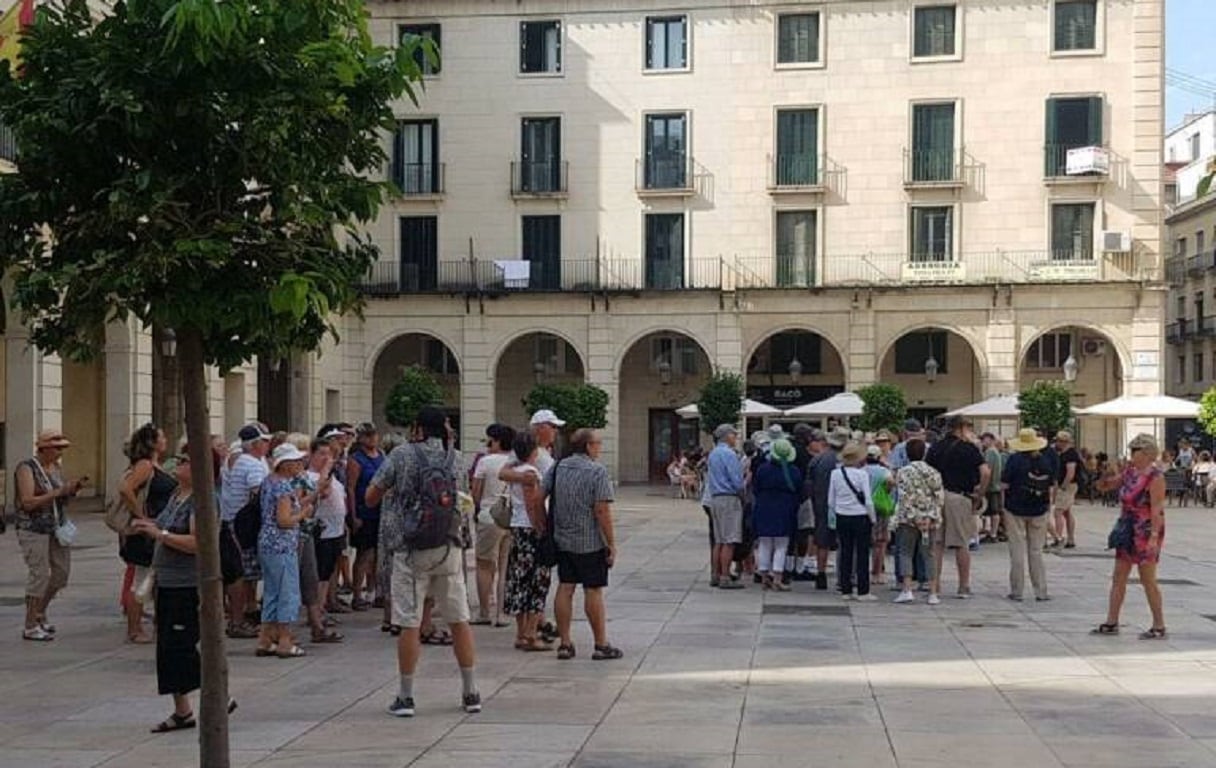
top-left (36, 430), bottom-right (71, 450)
top-left (1007, 428), bottom-right (1047, 453)
top-left (839, 441), bottom-right (867, 465)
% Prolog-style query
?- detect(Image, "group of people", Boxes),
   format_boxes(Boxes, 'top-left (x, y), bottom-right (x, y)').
top-left (9, 404), bottom-right (623, 728)
top-left (697, 416), bottom-right (1169, 638)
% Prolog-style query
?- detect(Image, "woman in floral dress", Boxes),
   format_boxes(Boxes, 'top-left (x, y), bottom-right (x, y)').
top-left (1092, 434), bottom-right (1167, 639)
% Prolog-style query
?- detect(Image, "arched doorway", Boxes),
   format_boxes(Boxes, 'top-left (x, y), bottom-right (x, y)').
top-left (493, 332), bottom-right (586, 428)
top-left (1019, 326), bottom-right (1123, 455)
top-left (371, 333), bottom-right (461, 439)
top-left (880, 327), bottom-right (982, 428)
top-left (746, 329), bottom-right (846, 431)
top-left (618, 331), bottom-right (712, 483)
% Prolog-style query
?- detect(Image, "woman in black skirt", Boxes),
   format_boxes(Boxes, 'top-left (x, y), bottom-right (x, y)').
top-left (130, 448), bottom-right (231, 732)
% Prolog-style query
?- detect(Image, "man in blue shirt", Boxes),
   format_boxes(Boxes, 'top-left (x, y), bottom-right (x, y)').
top-left (707, 424), bottom-right (745, 589)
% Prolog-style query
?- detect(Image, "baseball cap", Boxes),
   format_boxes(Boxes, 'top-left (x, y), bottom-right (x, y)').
top-left (903, 418), bottom-right (923, 433)
top-left (867, 444), bottom-right (882, 458)
top-left (238, 424), bottom-right (271, 442)
top-left (529, 409), bottom-right (566, 428)
top-left (714, 424), bottom-right (738, 441)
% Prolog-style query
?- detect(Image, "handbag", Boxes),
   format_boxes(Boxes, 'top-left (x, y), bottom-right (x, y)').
top-left (489, 490), bottom-right (513, 529)
top-left (796, 498), bottom-right (815, 531)
top-left (54, 517), bottom-right (78, 546)
top-left (104, 469), bottom-right (148, 534)
top-left (535, 461), bottom-right (560, 569)
top-left (873, 482), bottom-right (896, 519)
top-left (219, 524), bottom-right (243, 584)
top-left (1106, 514), bottom-right (1136, 553)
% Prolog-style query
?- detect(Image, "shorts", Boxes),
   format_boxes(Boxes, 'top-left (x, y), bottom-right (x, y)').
top-left (1054, 483), bottom-right (1078, 513)
top-left (315, 536), bottom-right (344, 582)
top-left (475, 521), bottom-right (509, 564)
top-left (391, 545), bottom-right (470, 629)
top-left (18, 529), bottom-right (70, 598)
top-left (351, 517), bottom-right (379, 553)
top-left (985, 491), bottom-right (1004, 517)
top-left (872, 516), bottom-right (891, 543)
top-left (557, 548), bottom-right (609, 588)
top-left (708, 496), bottom-right (743, 545)
top-left (937, 492), bottom-right (978, 549)
top-left (813, 503), bottom-right (838, 550)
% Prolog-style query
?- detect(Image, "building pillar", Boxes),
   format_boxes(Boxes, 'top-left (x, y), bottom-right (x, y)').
top-left (104, 320), bottom-right (153, 498)
top-left (460, 319), bottom-right (494, 453)
top-left (714, 312), bottom-right (743, 375)
top-left (984, 308), bottom-right (1018, 397)
top-left (846, 303), bottom-right (876, 390)
top-left (587, 313), bottom-right (619, 477)
top-left (1125, 294), bottom-right (1167, 446)
top-left (4, 324), bottom-right (60, 506)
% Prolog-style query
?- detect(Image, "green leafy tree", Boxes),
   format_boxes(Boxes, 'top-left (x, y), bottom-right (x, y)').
top-left (523, 382), bottom-right (609, 431)
top-left (1018, 381), bottom-right (1074, 436)
top-left (1197, 387), bottom-right (1216, 437)
top-left (385, 365), bottom-right (445, 428)
top-left (697, 370), bottom-right (745, 435)
top-left (857, 384), bottom-right (907, 433)
top-left (0, 1), bottom-right (429, 763)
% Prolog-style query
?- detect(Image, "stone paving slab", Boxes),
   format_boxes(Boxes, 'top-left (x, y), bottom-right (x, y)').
top-left (1, 490), bottom-right (1215, 767)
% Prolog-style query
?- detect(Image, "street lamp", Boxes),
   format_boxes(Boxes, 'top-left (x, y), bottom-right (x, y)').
top-left (533, 360), bottom-right (546, 385)
top-left (924, 355), bottom-right (939, 384)
top-left (1062, 353), bottom-right (1079, 383)
top-left (160, 327), bottom-right (177, 358)
top-left (788, 357), bottom-right (803, 384)
top-left (658, 360), bottom-right (672, 386)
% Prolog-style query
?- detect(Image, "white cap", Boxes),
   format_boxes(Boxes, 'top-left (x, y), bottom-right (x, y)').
top-left (529, 409), bottom-right (566, 427)
top-left (271, 443), bottom-right (307, 469)
top-left (319, 428), bottom-right (345, 441)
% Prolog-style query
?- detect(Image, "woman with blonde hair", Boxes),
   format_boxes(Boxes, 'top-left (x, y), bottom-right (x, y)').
top-left (1092, 434), bottom-right (1168, 639)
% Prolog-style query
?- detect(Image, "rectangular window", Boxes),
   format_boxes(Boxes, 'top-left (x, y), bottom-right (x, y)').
top-left (644, 113), bottom-right (688, 189)
top-left (913, 5), bottom-right (957, 58)
top-left (1191, 133), bottom-right (1202, 161)
top-left (1027, 332), bottom-right (1072, 370)
top-left (1195, 291), bottom-right (1205, 320)
top-left (1045, 96), bottom-right (1103, 176)
top-left (776, 108), bottom-right (819, 186)
top-left (392, 119), bottom-right (440, 194)
top-left (1177, 237), bottom-right (1189, 259)
top-left (521, 215), bottom-right (561, 290)
top-left (777, 13), bottom-right (820, 65)
top-left (1197, 230), bottom-right (1207, 255)
top-left (651, 336), bottom-right (700, 376)
top-left (520, 117), bottom-right (562, 193)
top-left (399, 23), bottom-right (440, 75)
top-left (910, 206), bottom-right (953, 261)
top-left (1196, 353), bottom-right (1205, 384)
top-left (399, 216), bottom-right (438, 291)
top-left (520, 20), bottom-right (562, 74)
top-left (895, 331), bottom-right (948, 374)
top-left (1177, 355), bottom-right (1186, 385)
top-left (766, 333), bottom-right (823, 376)
top-left (535, 335), bottom-right (565, 374)
top-left (1050, 202), bottom-right (1095, 260)
top-left (911, 102), bottom-right (956, 181)
top-left (646, 15), bottom-right (688, 70)
top-left (776, 210), bottom-right (816, 287)
top-left (645, 213), bottom-right (685, 289)
top-left (1177, 295), bottom-right (1187, 321)
top-left (1054, 0), bottom-right (1097, 52)
top-left (424, 338), bottom-right (458, 375)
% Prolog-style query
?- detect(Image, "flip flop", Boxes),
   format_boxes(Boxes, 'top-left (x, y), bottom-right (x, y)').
top-left (592, 644), bottom-right (624, 661)
top-left (151, 712), bottom-right (196, 733)
top-left (311, 631), bottom-right (344, 644)
top-left (277, 645), bottom-right (307, 658)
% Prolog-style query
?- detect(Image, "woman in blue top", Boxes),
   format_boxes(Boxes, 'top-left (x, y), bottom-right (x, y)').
top-left (752, 439), bottom-right (803, 591)
top-left (256, 443), bottom-right (314, 659)
top-left (346, 424), bottom-right (384, 611)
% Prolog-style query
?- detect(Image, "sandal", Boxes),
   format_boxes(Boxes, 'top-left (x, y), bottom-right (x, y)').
top-left (592, 644), bottom-right (624, 661)
top-left (277, 645), bottom-right (307, 658)
top-left (538, 622), bottom-right (558, 641)
top-left (1090, 623), bottom-right (1120, 636)
top-left (420, 629), bottom-right (453, 646)
top-left (517, 637), bottom-right (552, 652)
top-left (255, 646), bottom-right (278, 657)
top-left (1139, 627), bottom-right (1167, 640)
top-left (311, 630), bottom-right (344, 644)
top-left (389, 625), bottom-right (402, 637)
top-left (470, 618), bottom-right (493, 626)
top-left (380, 623), bottom-right (393, 633)
top-left (557, 644), bottom-right (576, 660)
top-left (151, 712), bottom-right (196, 733)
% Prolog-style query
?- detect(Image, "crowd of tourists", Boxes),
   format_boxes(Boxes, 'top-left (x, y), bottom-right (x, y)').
top-left (5, 407), bottom-right (1173, 730)
top-left (697, 416), bottom-right (1168, 629)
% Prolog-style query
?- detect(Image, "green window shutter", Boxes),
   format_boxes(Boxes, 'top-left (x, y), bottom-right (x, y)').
top-left (1085, 96), bottom-right (1103, 145)
top-left (1045, 98), bottom-right (1059, 175)
top-left (913, 104), bottom-right (953, 181)
top-left (777, 110), bottom-right (818, 185)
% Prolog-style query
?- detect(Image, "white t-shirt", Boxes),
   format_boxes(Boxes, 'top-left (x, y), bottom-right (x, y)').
top-left (535, 446), bottom-right (555, 476)
top-left (308, 470), bottom-right (347, 540)
top-left (507, 463), bottom-right (541, 529)
top-left (828, 465), bottom-right (876, 518)
top-left (474, 452), bottom-right (512, 514)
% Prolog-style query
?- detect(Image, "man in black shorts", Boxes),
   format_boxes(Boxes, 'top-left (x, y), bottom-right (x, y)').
top-left (806, 427), bottom-right (849, 590)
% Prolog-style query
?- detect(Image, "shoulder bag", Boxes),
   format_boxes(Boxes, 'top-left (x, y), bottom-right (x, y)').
top-left (105, 469), bottom-right (148, 534)
top-left (489, 489), bottom-right (513, 530)
top-left (28, 459), bottom-right (77, 546)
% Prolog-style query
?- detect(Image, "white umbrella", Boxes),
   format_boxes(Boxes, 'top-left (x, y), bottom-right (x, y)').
top-left (783, 392), bottom-right (865, 418)
top-left (944, 394), bottom-right (1021, 419)
top-left (676, 399), bottom-right (784, 419)
top-left (1077, 395), bottom-right (1199, 419)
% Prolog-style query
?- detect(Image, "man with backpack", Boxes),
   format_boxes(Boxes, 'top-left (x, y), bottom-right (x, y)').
top-left (365, 406), bottom-right (480, 718)
top-left (1000, 428), bottom-right (1056, 602)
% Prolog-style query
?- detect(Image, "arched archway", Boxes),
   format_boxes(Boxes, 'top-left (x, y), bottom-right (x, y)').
top-left (371, 332), bottom-right (461, 437)
top-left (745, 328), bottom-right (847, 428)
top-left (618, 330), bottom-right (712, 483)
top-left (1019, 325), bottom-right (1123, 455)
top-left (880, 327), bottom-right (983, 427)
top-left (493, 332), bottom-right (586, 428)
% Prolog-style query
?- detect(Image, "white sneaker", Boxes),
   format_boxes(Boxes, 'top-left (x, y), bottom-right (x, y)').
top-left (856, 593), bottom-right (878, 602)
top-left (22, 626), bottom-right (53, 642)
top-left (894, 590), bottom-right (915, 604)
top-left (927, 594), bottom-right (941, 606)
top-left (840, 591), bottom-right (855, 601)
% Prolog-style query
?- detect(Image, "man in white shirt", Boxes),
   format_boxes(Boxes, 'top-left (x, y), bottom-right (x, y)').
top-left (470, 424), bottom-right (516, 625)
top-left (530, 409), bottom-right (564, 474)
top-left (218, 424), bottom-right (271, 638)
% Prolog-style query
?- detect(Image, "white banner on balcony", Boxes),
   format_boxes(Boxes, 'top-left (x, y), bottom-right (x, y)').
top-left (1065, 146), bottom-right (1110, 175)
top-left (1029, 261), bottom-right (1100, 281)
top-left (901, 261), bottom-right (966, 283)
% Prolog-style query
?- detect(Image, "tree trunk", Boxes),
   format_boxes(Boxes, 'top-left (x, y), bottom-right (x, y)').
top-left (179, 328), bottom-right (230, 768)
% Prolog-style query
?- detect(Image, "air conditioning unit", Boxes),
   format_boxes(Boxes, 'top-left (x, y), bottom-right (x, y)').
top-left (1081, 337), bottom-right (1106, 357)
top-left (1101, 231), bottom-right (1132, 253)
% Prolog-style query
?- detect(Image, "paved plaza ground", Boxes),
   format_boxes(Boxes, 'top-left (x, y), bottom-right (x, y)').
top-left (2, 489), bottom-right (1216, 767)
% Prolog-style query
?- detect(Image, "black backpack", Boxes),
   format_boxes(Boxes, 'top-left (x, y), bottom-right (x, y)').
top-left (1025, 457), bottom-right (1054, 502)
top-left (233, 493), bottom-right (262, 550)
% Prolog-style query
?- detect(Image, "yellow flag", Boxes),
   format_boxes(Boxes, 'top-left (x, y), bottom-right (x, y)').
top-left (0, 0), bottom-right (35, 71)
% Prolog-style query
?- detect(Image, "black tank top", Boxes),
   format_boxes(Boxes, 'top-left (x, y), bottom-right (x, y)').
top-left (144, 465), bottom-right (178, 517)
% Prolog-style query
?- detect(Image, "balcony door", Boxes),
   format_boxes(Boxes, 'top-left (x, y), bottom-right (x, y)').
top-left (776, 109), bottom-right (818, 186)
top-left (776, 210), bottom-right (816, 287)
top-left (521, 117), bottom-right (561, 193)
top-left (645, 213), bottom-right (684, 289)
top-left (911, 103), bottom-right (955, 182)
top-left (522, 215), bottom-right (561, 290)
top-left (394, 119), bottom-right (439, 194)
top-left (1045, 96), bottom-right (1103, 175)
top-left (1050, 203), bottom-right (1095, 261)
top-left (400, 216), bottom-right (438, 291)
top-left (645, 113), bottom-right (687, 189)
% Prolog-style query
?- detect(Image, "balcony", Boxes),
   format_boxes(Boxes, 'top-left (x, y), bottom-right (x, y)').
top-left (818, 250), bottom-right (1144, 286)
top-left (767, 153), bottom-right (825, 194)
top-left (1166, 256), bottom-right (1186, 286)
top-left (510, 160), bottom-right (569, 199)
top-left (393, 163), bottom-right (445, 199)
top-left (1166, 322), bottom-right (1184, 345)
top-left (635, 157), bottom-right (702, 197)
top-left (903, 147), bottom-right (971, 189)
top-left (356, 260), bottom-right (475, 296)
top-left (0, 120), bottom-right (15, 165)
top-left (1044, 144), bottom-right (1111, 184)
top-left (733, 255), bottom-right (817, 289)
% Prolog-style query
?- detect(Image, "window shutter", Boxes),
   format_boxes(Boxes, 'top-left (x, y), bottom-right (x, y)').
top-left (391, 123), bottom-right (403, 187)
top-left (519, 22), bottom-right (528, 71)
top-left (680, 18), bottom-right (688, 67)
top-left (1086, 96), bottom-right (1103, 145)
top-left (645, 20), bottom-right (654, 68)
top-left (1044, 98), bottom-right (1058, 175)
top-left (555, 21), bottom-right (562, 71)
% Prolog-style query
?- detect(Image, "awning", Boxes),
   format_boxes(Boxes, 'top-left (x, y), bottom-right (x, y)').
top-left (676, 399), bottom-right (784, 419)
top-left (944, 394), bottom-right (1021, 419)
top-left (1076, 395), bottom-right (1200, 419)
top-left (783, 392), bottom-right (865, 418)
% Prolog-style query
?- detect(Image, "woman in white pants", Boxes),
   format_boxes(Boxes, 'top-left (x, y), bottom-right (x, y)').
top-left (750, 439), bottom-right (804, 591)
